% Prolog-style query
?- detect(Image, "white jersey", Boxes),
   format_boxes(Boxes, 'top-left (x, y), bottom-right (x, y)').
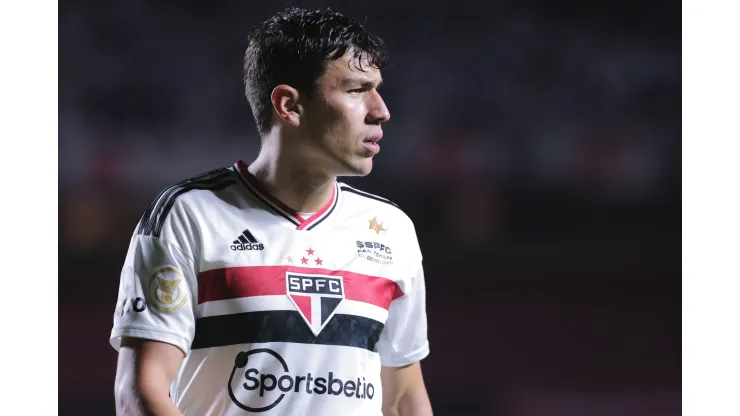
top-left (110, 160), bottom-right (429, 416)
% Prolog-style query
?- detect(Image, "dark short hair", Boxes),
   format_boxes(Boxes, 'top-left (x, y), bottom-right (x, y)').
top-left (243, 7), bottom-right (389, 136)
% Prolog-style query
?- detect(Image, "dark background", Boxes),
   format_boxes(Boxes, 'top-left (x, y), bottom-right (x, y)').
top-left (59, 0), bottom-right (681, 414)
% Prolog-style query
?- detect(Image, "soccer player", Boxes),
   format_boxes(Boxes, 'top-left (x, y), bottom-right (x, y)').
top-left (112, 7), bottom-right (432, 416)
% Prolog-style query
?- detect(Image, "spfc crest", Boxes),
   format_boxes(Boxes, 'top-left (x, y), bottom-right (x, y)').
top-left (286, 272), bottom-right (344, 336)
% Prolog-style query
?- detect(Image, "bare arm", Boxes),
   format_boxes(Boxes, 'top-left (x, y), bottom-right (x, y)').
top-left (381, 362), bottom-right (433, 416)
top-left (114, 337), bottom-right (185, 416)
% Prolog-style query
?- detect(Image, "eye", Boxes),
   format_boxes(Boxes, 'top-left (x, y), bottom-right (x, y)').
top-left (348, 88), bottom-right (365, 94)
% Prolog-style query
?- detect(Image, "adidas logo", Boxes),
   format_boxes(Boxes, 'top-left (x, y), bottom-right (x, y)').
top-left (230, 229), bottom-right (265, 251)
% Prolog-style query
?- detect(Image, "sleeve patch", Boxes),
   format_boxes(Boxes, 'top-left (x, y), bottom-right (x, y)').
top-left (148, 266), bottom-right (190, 312)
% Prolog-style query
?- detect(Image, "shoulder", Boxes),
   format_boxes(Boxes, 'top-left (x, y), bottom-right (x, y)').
top-left (339, 182), bottom-right (423, 264)
top-left (340, 181), bottom-right (401, 211)
top-left (137, 166), bottom-right (240, 238)
top-left (338, 182), bottom-right (416, 232)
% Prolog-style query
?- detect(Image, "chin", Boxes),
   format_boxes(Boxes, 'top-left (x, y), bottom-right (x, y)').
top-left (339, 157), bottom-right (374, 177)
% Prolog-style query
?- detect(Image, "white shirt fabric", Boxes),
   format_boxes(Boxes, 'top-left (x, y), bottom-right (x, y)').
top-left (110, 160), bottom-right (429, 416)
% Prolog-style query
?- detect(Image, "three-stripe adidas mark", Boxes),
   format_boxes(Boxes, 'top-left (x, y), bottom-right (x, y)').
top-left (230, 229), bottom-right (265, 251)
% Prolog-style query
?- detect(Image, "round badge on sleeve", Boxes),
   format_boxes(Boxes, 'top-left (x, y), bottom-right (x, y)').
top-left (149, 267), bottom-right (189, 312)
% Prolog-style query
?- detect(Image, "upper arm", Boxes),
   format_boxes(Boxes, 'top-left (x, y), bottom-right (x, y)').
top-left (110, 198), bottom-right (199, 400)
top-left (376, 220), bottom-right (430, 367)
top-left (114, 337), bottom-right (185, 415)
top-left (380, 362), bottom-right (432, 416)
top-left (377, 218), bottom-right (432, 414)
top-left (110, 199), bottom-right (199, 356)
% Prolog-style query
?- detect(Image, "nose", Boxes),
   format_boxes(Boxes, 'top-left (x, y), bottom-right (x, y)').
top-left (366, 90), bottom-right (391, 125)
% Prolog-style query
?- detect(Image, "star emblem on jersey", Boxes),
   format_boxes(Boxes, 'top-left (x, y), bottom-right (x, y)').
top-left (368, 217), bottom-right (386, 234)
top-left (286, 272), bottom-right (345, 336)
top-left (300, 246), bottom-right (324, 266)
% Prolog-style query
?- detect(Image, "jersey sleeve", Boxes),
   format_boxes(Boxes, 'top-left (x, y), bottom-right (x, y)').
top-left (376, 221), bottom-right (430, 367)
top-left (110, 199), bottom-right (198, 356)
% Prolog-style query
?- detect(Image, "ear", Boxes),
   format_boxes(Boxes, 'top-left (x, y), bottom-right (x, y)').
top-left (271, 84), bottom-right (303, 127)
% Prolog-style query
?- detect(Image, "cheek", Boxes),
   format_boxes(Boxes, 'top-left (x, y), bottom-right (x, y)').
top-left (347, 99), bottom-right (369, 122)
top-left (328, 103), bottom-right (364, 134)
top-left (317, 96), bottom-right (367, 147)
top-left (343, 97), bottom-right (365, 112)
top-left (341, 100), bottom-right (368, 133)
top-left (329, 95), bottom-right (366, 120)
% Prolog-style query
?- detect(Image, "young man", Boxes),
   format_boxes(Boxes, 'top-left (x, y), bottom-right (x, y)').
top-left (111, 7), bottom-right (432, 416)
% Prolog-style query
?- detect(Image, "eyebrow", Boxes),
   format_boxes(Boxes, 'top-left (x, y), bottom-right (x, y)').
top-left (342, 78), bottom-right (383, 89)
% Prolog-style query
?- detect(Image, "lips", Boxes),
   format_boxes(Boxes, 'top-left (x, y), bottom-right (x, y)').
top-left (363, 133), bottom-right (383, 144)
top-left (362, 133), bottom-right (382, 154)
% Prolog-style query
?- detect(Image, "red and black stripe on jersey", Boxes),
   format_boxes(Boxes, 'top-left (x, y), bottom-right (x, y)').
top-left (191, 265), bottom-right (404, 352)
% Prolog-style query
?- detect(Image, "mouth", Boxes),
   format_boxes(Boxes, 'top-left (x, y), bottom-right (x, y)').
top-left (362, 134), bottom-right (382, 154)
top-left (363, 133), bottom-right (383, 143)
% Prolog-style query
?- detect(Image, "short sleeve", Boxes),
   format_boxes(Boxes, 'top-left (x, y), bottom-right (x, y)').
top-left (109, 229), bottom-right (197, 356)
top-left (376, 259), bottom-right (430, 367)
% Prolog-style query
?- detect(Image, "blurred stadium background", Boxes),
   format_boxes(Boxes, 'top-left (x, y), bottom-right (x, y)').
top-left (59, 0), bottom-right (680, 414)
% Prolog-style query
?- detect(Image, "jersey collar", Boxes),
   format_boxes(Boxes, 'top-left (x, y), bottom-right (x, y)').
top-left (234, 160), bottom-right (340, 231)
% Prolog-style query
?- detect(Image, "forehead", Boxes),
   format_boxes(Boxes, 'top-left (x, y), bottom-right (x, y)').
top-left (321, 52), bottom-right (383, 86)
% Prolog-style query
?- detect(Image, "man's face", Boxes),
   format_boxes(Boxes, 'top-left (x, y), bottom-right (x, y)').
top-left (301, 53), bottom-right (390, 176)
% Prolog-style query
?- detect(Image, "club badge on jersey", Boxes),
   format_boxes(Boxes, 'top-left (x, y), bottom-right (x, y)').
top-left (286, 273), bottom-right (345, 336)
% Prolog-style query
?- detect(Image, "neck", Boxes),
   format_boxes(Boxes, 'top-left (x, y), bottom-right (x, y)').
top-left (247, 137), bottom-right (336, 213)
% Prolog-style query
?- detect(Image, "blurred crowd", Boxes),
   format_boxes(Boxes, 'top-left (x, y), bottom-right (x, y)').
top-left (59, 1), bottom-right (680, 415)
